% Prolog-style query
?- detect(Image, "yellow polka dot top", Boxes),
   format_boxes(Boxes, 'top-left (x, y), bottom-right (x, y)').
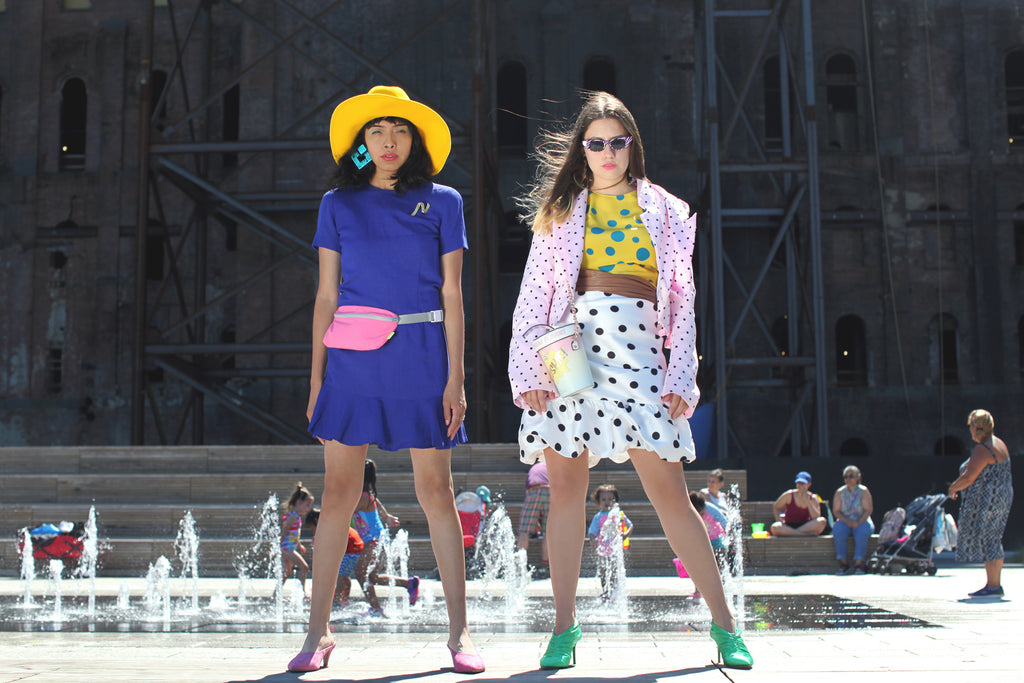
top-left (581, 190), bottom-right (658, 285)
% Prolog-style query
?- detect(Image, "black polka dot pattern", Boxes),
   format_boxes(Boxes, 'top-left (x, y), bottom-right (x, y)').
top-left (509, 182), bottom-right (701, 466)
top-left (517, 290), bottom-right (696, 467)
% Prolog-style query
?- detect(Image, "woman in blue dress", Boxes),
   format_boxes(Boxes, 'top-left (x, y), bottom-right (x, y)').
top-left (289, 86), bottom-right (483, 674)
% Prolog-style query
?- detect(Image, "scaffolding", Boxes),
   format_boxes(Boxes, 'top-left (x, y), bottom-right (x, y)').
top-left (696, 0), bottom-right (828, 459)
top-left (131, 0), bottom-right (502, 444)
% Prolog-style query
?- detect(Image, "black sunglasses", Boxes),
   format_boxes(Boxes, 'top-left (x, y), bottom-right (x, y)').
top-left (581, 135), bottom-right (633, 153)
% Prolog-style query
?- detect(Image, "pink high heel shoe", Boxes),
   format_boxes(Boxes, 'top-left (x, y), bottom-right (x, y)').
top-left (448, 645), bottom-right (485, 674)
top-left (287, 642), bottom-right (335, 673)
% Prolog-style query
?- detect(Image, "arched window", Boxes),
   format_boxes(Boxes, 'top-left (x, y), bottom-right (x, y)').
top-left (222, 84), bottom-right (240, 167)
top-left (825, 54), bottom-right (858, 151)
top-left (930, 313), bottom-right (959, 384)
top-left (835, 315), bottom-right (867, 385)
top-left (583, 56), bottom-right (616, 95)
top-left (934, 435), bottom-right (964, 457)
top-left (496, 61), bottom-right (528, 154)
top-left (59, 78), bottom-right (87, 171)
top-left (1005, 49), bottom-right (1024, 146)
top-left (839, 438), bottom-right (870, 458)
top-left (1014, 202), bottom-right (1024, 266)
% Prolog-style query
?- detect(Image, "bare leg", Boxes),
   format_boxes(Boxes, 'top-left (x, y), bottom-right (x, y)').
top-left (298, 442), bottom-right (367, 654)
top-left (800, 518), bottom-right (827, 536)
top-left (629, 449), bottom-right (736, 633)
top-left (409, 447), bottom-right (477, 655)
top-left (544, 450), bottom-right (591, 634)
top-left (282, 549), bottom-right (310, 588)
top-left (985, 558), bottom-right (1004, 588)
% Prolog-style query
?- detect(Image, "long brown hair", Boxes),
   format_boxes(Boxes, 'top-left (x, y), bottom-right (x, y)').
top-left (518, 91), bottom-right (646, 235)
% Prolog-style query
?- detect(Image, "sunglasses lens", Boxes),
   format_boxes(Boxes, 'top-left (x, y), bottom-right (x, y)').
top-left (586, 140), bottom-right (605, 152)
top-left (610, 137), bottom-right (627, 150)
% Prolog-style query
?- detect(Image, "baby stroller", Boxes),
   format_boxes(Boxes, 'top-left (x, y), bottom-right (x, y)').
top-left (866, 493), bottom-right (948, 575)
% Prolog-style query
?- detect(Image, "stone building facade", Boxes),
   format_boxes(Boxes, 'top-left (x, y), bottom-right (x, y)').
top-left (0, 1), bottom-right (1021, 486)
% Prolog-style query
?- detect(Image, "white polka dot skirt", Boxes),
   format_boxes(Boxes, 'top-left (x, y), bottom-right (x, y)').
top-left (519, 291), bottom-right (695, 467)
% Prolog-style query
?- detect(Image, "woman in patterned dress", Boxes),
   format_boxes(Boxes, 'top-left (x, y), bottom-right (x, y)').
top-left (508, 91), bottom-right (751, 670)
top-left (949, 409), bottom-right (1013, 598)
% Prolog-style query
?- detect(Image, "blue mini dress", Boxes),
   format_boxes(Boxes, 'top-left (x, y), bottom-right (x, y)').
top-left (308, 182), bottom-right (468, 450)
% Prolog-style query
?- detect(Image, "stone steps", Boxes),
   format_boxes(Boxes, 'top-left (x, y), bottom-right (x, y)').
top-left (3, 445), bottom-right (826, 578)
top-left (1, 501), bottom-right (775, 540)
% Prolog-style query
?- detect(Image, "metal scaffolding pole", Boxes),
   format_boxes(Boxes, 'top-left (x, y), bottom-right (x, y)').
top-left (698, 0), bottom-right (828, 459)
top-left (133, 0), bottom-right (501, 445)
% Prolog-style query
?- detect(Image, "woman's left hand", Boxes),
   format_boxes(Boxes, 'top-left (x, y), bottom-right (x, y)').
top-left (662, 393), bottom-right (689, 419)
top-left (443, 379), bottom-right (468, 439)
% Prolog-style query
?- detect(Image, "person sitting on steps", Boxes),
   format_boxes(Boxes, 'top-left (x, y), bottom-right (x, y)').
top-left (770, 471), bottom-right (827, 537)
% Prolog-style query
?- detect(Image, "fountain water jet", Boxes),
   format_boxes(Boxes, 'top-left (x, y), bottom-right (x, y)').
top-left (73, 506), bottom-right (99, 617)
top-left (174, 510), bottom-right (200, 612)
top-left (473, 505), bottom-right (530, 619)
top-left (117, 581), bottom-right (131, 611)
top-left (594, 503), bottom-right (628, 613)
top-left (719, 484), bottom-right (746, 622)
top-left (48, 559), bottom-right (65, 623)
top-left (143, 556), bottom-right (172, 623)
top-left (20, 528), bottom-right (35, 609)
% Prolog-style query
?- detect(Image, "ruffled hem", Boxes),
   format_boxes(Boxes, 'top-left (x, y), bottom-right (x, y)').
top-left (309, 383), bottom-right (467, 451)
top-left (518, 395), bottom-right (694, 468)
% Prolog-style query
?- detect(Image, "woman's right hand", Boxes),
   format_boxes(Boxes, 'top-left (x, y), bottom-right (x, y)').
top-left (521, 389), bottom-right (555, 413)
top-left (307, 383), bottom-right (324, 444)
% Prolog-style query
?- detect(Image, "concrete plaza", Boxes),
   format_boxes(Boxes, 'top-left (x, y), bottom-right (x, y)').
top-left (0, 562), bottom-right (1019, 682)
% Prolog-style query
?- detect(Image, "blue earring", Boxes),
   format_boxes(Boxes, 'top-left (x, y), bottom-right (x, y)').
top-left (351, 144), bottom-right (371, 169)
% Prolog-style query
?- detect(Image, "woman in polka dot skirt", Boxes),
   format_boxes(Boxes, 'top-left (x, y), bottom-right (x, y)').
top-left (509, 92), bottom-right (752, 670)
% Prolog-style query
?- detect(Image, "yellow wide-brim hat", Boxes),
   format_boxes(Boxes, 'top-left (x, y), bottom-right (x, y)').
top-left (329, 85), bottom-right (451, 175)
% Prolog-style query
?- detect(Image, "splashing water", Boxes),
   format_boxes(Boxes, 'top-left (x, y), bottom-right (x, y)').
top-left (719, 484), bottom-right (745, 622)
top-left (20, 528), bottom-right (35, 609)
top-left (116, 581), bottom-right (131, 611)
top-left (595, 503), bottom-right (629, 613)
top-left (174, 510), bottom-right (201, 612)
top-left (234, 495), bottom-right (283, 623)
top-left (143, 556), bottom-right (172, 622)
top-left (380, 528), bottom-right (412, 616)
top-left (49, 559), bottom-right (65, 622)
top-left (74, 506), bottom-right (100, 617)
top-left (474, 505), bottom-right (530, 618)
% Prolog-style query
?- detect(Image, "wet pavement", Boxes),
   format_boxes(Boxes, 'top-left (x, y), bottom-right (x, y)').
top-left (0, 563), bottom-right (1019, 682)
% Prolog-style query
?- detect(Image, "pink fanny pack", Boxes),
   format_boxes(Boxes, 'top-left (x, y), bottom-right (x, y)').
top-left (323, 305), bottom-right (444, 350)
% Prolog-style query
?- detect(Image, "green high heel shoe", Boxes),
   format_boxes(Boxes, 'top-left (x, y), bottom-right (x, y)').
top-left (539, 620), bottom-right (582, 669)
top-left (709, 622), bottom-right (753, 669)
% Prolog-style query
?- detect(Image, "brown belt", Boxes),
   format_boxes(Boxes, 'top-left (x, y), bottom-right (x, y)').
top-left (576, 269), bottom-right (657, 304)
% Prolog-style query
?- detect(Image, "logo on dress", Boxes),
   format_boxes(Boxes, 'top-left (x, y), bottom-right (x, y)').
top-left (411, 202), bottom-right (430, 216)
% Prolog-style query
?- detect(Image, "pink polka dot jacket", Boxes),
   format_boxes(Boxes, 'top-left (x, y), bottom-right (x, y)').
top-left (509, 178), bottom-right (700, 416)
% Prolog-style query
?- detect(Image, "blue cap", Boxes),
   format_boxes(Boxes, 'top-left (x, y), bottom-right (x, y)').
top-left (795, 471), bottom-right (812, 484)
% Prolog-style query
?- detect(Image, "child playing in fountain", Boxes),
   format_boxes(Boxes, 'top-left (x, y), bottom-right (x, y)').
top-left (282, 482), bottom-right (315, 594)
top-left (686, 492), bottom-right (728, 600)
top-left (352, 459), bottom-right (420, 616)
top-left (587, 484), bottom-right (633, 600)
top-left (305, 508), bottom-right (365, 607)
